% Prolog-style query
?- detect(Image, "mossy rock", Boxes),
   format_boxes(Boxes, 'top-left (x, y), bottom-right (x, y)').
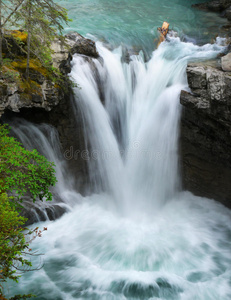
top-left (0, 63), bottom-right (21, 84)
top-left (3, 30), bottom-right (27, 59)
top-left (10, 30), bottom-right (28, 43)
top-left (11, 58), bottom-right (48, 84)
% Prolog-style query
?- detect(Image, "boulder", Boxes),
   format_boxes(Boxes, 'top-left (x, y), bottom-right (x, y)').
top-left (51, 32), bottom-right (100, 74)
top-left (21, 201), bottom-right (68, 226)
top-left (221, 52), bottom-right (231, 71)
top-left (67, 32), bottom-right (99, 58)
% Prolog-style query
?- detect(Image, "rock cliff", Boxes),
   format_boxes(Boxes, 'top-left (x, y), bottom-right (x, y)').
top-left (180, 62), bottom-right (231, 207)
top-left (0, 32), bottom-right (100, 224)
top-left (0, 32), bottom-right (99, 119)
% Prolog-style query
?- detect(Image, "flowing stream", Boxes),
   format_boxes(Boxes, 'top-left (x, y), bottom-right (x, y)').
top-left (6, 1), bottom-right (231, 299)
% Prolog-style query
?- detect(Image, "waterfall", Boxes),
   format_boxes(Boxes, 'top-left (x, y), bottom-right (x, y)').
top-left (70, 37), bottom-right (225, 217)
top-left (6, 38), bottom-right (231, 300)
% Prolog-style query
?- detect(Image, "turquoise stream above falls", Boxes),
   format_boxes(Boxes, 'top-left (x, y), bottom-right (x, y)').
top-left (60, 0), bottom-right (227, 53)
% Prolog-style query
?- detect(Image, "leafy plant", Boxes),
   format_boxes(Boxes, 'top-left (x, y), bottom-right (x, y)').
top-left (0, 192), bottom-right (46, 299)
top-left (0, 124), bottom-right (57, 203)
top-left (0, 124), bottom-right (57, 299)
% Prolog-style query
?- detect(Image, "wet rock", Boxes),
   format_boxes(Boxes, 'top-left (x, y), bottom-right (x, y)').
top-left (52, 32), bottom-right (99, 66)
top-left (180, 63), bottom-right (231, 207)
top-left (221, 52), bottom-right (231, 71)
top-left (192, 0), bottom-right (231, 26)
top-left (59, 53), bottom-right (72, 74)
top-left (193, 0), bottom-right (231, 12)
top-left (225, 6), bottom-right (231, 19)
top-left (21, 202), bottom-right (68, 226)
top-left (66, 32), bottom-right (99, 58)
top-left (51, 32), bottom-right (99, 74)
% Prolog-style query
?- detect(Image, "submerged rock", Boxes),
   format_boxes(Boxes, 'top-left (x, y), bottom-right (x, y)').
top-left (21, 202), bottom-right (68, 226)
top-left (180, 63), bottom-right (231, 207)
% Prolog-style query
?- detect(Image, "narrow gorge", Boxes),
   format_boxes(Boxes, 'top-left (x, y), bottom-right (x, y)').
top-left (1, 0), bottom-right (231, 299)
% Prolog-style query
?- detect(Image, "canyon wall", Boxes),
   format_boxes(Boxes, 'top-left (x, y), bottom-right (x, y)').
top-left (180, 60), bottom-right (231, 207)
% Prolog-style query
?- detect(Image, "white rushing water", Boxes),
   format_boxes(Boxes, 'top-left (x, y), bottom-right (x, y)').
top-left (7, 38), bottom-right (231, 299)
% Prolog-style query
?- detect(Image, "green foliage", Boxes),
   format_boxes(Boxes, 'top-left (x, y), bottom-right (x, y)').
top-left (1, 68), bottom-right (20, 83)
top-left (0, 0), bottom-right (71, 88)
top-left (15, 0), bottom-right (70, 79)
top-left (0, 124), bottom-right (56, 299)
top-left (1, 59), bottom-right (21, 83)
top-left (0, 192), bottom-right (39, 299)
top-left (0, 124), bottom-right (57, 203)
top-left (0, 193), bottom-right (30, 284)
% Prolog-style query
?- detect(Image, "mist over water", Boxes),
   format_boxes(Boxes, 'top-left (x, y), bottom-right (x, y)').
top-left (5, 1), bottom-right (231, 299)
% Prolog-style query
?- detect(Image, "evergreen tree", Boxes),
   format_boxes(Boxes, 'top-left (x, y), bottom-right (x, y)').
top-left (16, 0), bottom-right (69, 79)
top-left (0, 0), bottom-right (24, 68)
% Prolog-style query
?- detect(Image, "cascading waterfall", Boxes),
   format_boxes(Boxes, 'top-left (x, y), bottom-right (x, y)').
top-left (70, 37), bottom-right (226, 216)
top-left (6, 37), bottom-right (231, 299)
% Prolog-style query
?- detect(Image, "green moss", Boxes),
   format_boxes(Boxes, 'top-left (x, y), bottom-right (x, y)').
top-left (1, 65), bottom-right (21, 84)
top-left (19, 80), bottom-right (42, 96)
top-left (10, 30), bottom-right (28, 43)
top-left (1, 31), bottom-right (68, 94)
top-left (1, 58), bottom-right (44, 96)
top-left (11, 58), bottom-right (48, 77)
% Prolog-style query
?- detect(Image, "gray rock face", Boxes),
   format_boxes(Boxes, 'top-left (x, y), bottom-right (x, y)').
top-left (193, 0), bottom-right (231, 11)
top-left (180, 63), bottom-right (231, 207)
top-left (221, 52), bottom-right (231, 71)
top-left (0, 80), bottom-right (62, 118)
top-left (225, 6), bottom-right (231, 20)
top-left (0, 33), bottom-right (100, 118)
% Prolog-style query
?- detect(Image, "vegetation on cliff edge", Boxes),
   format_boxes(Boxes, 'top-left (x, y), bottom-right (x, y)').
top-left (0, 124), bottom-right (57, 299)
top-left (0, 0), bottom-right (71, 90)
